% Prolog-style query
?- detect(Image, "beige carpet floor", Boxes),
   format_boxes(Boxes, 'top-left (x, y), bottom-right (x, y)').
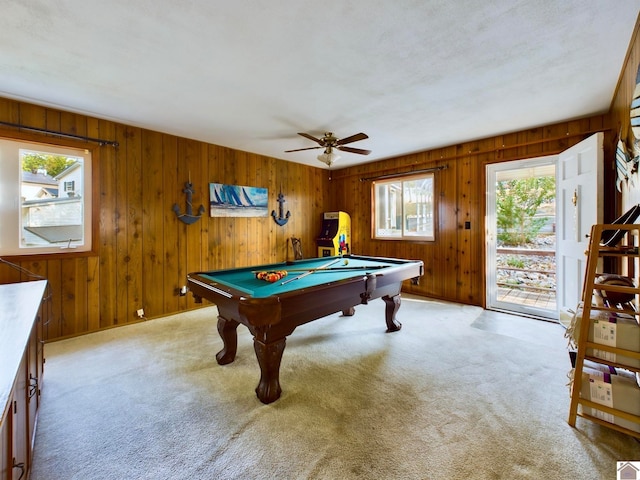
top-left (30, 295), bottom-right (639, 479)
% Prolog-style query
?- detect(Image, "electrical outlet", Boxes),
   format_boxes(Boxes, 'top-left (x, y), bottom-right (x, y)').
top-left (137, 308), bottom-right (145, 318)
top-left (180, 285), bottom-right (188, 296)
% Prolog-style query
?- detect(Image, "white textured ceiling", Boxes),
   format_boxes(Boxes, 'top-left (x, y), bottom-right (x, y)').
top-left (1, 1), bottom-right (639, 169)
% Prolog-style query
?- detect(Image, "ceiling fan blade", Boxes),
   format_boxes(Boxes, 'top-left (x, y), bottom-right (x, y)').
top-left (297, 132), bottom-right (325, 145)
top-left (337, 145), bottom-right (371, 155)
top-left (336, 132), bottom-right (368, 146)
top-left (284, 146), bottom-right (323, 153)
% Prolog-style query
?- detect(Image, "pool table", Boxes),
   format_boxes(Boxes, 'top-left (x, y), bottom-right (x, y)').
top-left (187, 254), bottom-right (423, 404)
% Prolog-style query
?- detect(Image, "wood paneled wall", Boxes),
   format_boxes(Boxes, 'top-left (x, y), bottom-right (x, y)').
top-left (610, 13), bottom-right (640, 148)
top-left (610, 13), bottom-right (640, 209)
top-left (327, 117), bottom-right (610, 306)
top-left (0, 98), bottom-right (329, 340)
top-left (0, 105), bottom-right (616, 340)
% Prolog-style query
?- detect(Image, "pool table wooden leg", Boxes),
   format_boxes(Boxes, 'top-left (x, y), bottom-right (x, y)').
top-left (216, 316), bottom-right (239, 365)
top-left (382, 294), bottom-right (402, 332)
top-left (253, 337), bottom-right (286, 404)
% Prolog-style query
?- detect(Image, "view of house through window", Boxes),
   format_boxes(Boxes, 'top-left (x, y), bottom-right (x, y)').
top-left (0, 137), bottom-right (92, 255)
top-left (372, 173), bottom-right (434, 240)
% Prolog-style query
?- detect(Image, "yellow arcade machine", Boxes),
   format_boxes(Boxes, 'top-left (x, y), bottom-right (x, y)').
top-left (317, 211), bottom-right (351, 257)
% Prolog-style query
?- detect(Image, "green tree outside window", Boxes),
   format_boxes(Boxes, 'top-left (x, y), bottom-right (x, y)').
top-left (496, 177), bottom-right (555, 246)
top-left (22, 153), bottom-right (76, 177)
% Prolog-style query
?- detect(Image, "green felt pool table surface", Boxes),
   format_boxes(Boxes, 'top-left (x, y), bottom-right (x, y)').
top-left (195, 255), bottom-right (406, 298)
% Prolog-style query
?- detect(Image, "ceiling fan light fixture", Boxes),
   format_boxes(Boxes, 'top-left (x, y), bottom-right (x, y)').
top-left (317, 151), bottom-right (340, 166)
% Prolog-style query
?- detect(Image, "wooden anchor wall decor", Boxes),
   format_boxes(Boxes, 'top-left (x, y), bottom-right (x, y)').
top-left (271, 191), bottom-right (290, 226)
top-left (173, 181), bottom-right (205, 225)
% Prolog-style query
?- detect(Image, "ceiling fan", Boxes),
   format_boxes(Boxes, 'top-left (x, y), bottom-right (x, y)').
top-left (285, 132), bottom-right (371, 166)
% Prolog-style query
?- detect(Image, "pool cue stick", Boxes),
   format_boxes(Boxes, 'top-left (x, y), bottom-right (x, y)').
top-left (265, 265), bottom-right (387, 273)
top-left (280, 258), bottom-right (343, 285)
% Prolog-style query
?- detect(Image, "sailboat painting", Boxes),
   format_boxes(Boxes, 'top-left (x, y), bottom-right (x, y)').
top-left (209, 183), bottom-right (268, 217)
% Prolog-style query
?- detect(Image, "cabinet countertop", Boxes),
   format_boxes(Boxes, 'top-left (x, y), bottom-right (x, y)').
top-left (0, 280), bottom-right (47, 420)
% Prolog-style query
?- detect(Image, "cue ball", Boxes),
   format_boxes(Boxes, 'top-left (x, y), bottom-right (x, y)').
top-left (343, 259), bottom-right (349, 265)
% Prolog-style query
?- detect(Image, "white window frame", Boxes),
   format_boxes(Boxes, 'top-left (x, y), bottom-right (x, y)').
top-left (0, 136), bottom-right (93, 256)
top-left (372, 172), bottom-right (435, 241)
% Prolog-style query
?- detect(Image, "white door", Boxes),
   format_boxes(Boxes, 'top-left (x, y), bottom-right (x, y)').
top-left (556, 132), bottom-right (603, 318)
top-left (486, 156), bottom-right (557, 319)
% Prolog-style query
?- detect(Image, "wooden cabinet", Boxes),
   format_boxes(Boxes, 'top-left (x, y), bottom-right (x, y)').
top-left (0, 402), bottom-right (10, 479)
top-left (0, 280), bottom-right (48, 480)
top-left (567, 224), bottom-right (640, 438)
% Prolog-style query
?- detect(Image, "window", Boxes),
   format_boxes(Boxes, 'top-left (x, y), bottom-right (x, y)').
top-left (0, 137), bottom-right (93, 255)
top-left (372, 172), bottom-right (435, 240)
top-left (63, 180), bottom-right (75, 194)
